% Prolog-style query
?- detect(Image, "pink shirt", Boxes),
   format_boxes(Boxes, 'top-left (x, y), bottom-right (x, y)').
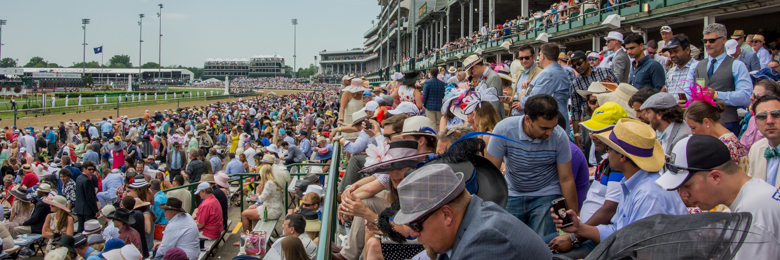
top-left (740, 116), bottom-right (764, 152)
top-left (196, 195), bottom-right (223, 240)
top-left (112, 150), bottom-right (125, 169)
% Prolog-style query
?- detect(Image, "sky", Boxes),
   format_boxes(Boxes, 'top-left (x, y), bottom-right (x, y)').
top-left (1, 0), bottom-right (380, 70)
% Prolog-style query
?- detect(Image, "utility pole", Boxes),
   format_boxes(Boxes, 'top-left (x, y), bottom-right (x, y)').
top-left (158, 4), bottom-right (163, 87)
top-left (0, 20), bottom-right (6, 63)
top-left (82, 19), bottom-right (90, 77)
top-left (292, 19), bottom-right (298, 78)
top-left (138, 14), bottom-right (144, 91)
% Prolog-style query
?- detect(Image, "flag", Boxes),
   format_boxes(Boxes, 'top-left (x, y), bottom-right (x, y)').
top-left (94, 46), bottom-right (103, 54)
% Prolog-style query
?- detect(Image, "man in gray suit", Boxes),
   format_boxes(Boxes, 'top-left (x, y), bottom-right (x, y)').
top-left (639, 93), bottom-right (691, 155)
top-left (394, 164), bottom-right (551, 260)
top-left (604, 31), bottom-right (631, 83)
top-left (726, 39), bottom-right (761, 72)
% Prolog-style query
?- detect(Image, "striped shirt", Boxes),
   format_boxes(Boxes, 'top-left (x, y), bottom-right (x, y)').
top-left (665, 58), bottom-right (698, 97)
top-left (487, 116), bottom-right (572, 197)
top-left (570, 67), bottom-right (619, 121)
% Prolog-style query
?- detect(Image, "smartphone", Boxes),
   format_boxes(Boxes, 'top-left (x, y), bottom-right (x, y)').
top-left (678, 93), bottom-right (688, 101)
top-left (551, 198), bottom-right (574, 228)
top-left (364, 120), bottom-right (373, 130)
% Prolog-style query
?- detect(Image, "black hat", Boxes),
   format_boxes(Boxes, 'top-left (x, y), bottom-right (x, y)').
top-left (568, 51), bottom-right (587, 63)
top-left (73, 234), bottom-right (88, 247)
top-left (401, 71), bottom-right (421, 85)
top-left (52, 234), bottom-right (76, 254)
top-left (425, 156), bottom-right (508, 208)
top-left (106, 208), bottom-right (136, 225)
top-left (655, 135), bottom-right (732, 190)
top-left (159, 197), bottom-right (186, 213)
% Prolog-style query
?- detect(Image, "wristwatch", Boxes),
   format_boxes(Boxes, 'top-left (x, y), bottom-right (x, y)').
top-left (570, 233), bottom-right (581, 249)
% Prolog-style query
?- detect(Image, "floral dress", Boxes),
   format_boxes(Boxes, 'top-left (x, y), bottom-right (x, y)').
top-left (719, 132), bottom-right (749, 172)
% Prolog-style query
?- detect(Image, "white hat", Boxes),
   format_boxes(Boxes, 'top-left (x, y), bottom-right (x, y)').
top-left (660, 25), bottom-right (672, 33)
top-left (725, 39), bottom-right (738, 55)
top-left (303, 185), bottom-right (324, 197)
top-left (194, 182), bottom-right (210, 195)
top-left (604, 31), bottom-right (624, 43)
top-left (120, 244), bottom-right (142, 260)
top-left (266, 144), bottom-right (278, 154)
top-left (373, 96), bottom-right (385, 104)
top-left (362, 101), bottom-right (379, 112)
top-left (387, 102), bottom-right (419, 116)
top-left (400, 116), bottom-right (437, 137)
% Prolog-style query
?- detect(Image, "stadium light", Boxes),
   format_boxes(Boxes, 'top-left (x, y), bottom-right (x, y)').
top-left (292, 19), bottom-right (298, 78)
top-left (82, 19), bottom-right (90, 78)
top-left (0, 20), bottom-right (6, 63)
top-left (138, 14), bottom-right (144, 90)
top-left (158, 4), bottom-right (163, 86)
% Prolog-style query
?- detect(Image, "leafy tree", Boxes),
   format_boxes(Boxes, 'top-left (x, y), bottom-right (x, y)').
top-left (47, 63), bottom-right (61, 68)
top-left (141, 62), bottom-right (160, 68)
top-left (24, 56), bottom-right (46, 67)
top-left (108, 55), bottom-right (133, 68)
top-left (82, 74), bottom-right (93, 86)
top-left (0, 58), bottom-right (16, 68)
top-left (296, 64), bottom-right (318, 78)
top-left (70, 61), bottom-right (103, 68)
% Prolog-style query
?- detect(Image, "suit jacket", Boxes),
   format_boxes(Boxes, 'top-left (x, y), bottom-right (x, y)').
top-left (664, 122), bottom-right (692, 156)
top-left (510, 60), bottom-right (543, 86)
top-left (738, 50), bottom-right (762, 72)
top-left (74, 174), bottom-right (99, 215)
top-left (449, 195), bottom-right (552, 260)
top-left (22, 198), bottom-right (52, 234)
top-left (747, 138), bottom-right (780, 189)
top-left (483, 68), bottom-right (507, 119)
top-left (166, 149), bottom-right (188, 171)
top-left (612, 49), bottom-right (631, 84)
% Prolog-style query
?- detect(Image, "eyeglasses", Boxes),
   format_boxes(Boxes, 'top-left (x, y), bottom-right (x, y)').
top-left (85, 168), bottom-right (96, 171)
top-left (700, 36), bottom-right (724, 44)
top-left (383, 132), bottom-right (399, 139)
top-left (587, 99), bottom-right (598, 105)
top-left (755, 109), bottom-right (780, 121)
top-left (408, 209), bottom-right (437, 232)
top-left (518, 56), bottom-right (533, 61)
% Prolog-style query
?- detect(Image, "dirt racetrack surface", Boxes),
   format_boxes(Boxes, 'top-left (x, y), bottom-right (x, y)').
top-left (4, 89), bottom-right (311, 129)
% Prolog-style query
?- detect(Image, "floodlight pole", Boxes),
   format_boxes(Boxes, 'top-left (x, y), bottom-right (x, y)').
top-left (292, 19), bottom-right (298, 78)
top-left (158, 4), bottom-right (163, 87)
top-left (82, 19), bottom-right (90, 77)
top-left (139, 14), bottom-right (144, 91)
top-left (0, 20), bottom-right (6, 62)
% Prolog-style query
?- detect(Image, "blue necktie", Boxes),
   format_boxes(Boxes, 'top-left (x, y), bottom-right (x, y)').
top-left (707, 58), bottom-right (717, 78)
top-left (438, 254), bottom-right (450, 260)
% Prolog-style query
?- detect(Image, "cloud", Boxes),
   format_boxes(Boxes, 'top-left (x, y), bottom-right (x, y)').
top-left (163, 13), bottom-right (188, 20)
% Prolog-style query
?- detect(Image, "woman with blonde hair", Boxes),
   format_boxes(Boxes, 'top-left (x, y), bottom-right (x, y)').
top-left (42, 195), bottom-right (74, 252)
top-left (236, 164), bottom-right (283, 244)
top-left (229, 127), bottom-right (240, 153)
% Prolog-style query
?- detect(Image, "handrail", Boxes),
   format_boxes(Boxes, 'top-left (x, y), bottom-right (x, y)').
top-left (161, 181), bottom-right (202, 214)
top-left (316, 142), bottom-right (341, 260)
top-left (228, 163), bottom-right (331, 211)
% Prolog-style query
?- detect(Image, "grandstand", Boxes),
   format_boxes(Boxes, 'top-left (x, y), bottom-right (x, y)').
top-left (202, 55), bottom-right (291, 80)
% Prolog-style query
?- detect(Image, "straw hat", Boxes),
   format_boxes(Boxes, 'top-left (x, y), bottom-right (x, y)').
top-left (594, 118), bottom-right (665, 172)
top-left (462, 55), bottom-right (483, 71)
top-left (595, 83), bottom-right (638, 118)
top-left (496, 66), bottom-right (512, 82)
top-left (44, 195), bottom-right (70, 213)
top-left (260, 154), bottom-right (276, 164)
top-left (132, 198), bottom-right (151, 210)
top-left (576, 81), bottom-right (613, 98)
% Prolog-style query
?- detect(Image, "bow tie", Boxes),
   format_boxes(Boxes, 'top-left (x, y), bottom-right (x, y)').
top-left (520, 69), bottom-right (530, 75)
top-left (766, 147), bottom-right (780, 160)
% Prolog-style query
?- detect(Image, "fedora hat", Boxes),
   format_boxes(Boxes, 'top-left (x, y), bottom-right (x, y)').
top-left (496, 66), bottom-right (512, 82)
top-left (425, 156), bottom-right (508, 208)
top-left (200, 174), bottom-right (215, 184)
top-left (214, 171), bottom-right (230, 188)
top-left (462, 55), bottom-right (483, 71)
top-left (10, 185), bottom-right (30, 202)
top-left (393, 164), bottom-right (466, 225)
top-left (594, 118), bottom-right (665, 172)
top-left (260, 154), bottom-right (276, 164)
top-left (731, 30), bottom-right (745, 39)
top-left (22, 164), bottom-right (32, 173)
top-left (107, 208), bottom-right (136, 225)
top-left (132, 198), bottom-right (151, 210)
top-left (595, 83), bottom-right (638, 119)
top-left (576, 81), bottom-right (614, 98)
top-left (350, 111), bottom-right (369, 126)
top-left (359, 140), bottom-right (435, 174)
top-left (37, 183), bottom-right (52, 194)
top-left (44, 195), bottom-right (70, 213)
top-left (82, 219), bottom-right (102, 235)
top-left (399, 116), bottom-right (437, 137)
top-left (448, 66), bottom-right (457, 74)
top-left (159, 197), bottom-right (186, 213)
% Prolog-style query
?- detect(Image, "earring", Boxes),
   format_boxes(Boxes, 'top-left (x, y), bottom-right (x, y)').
top-left (707, 125), bottom-right (710, 128)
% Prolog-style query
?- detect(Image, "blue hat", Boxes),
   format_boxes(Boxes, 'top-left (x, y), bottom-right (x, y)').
top-left (101, 152), bottom-right (111, 161)
top-left (363, 90), bottom-right (372, 97)
top-left (102, 238), bottom-right (125, 253)
top-left (280, 129), bottom-right (286, 136)
top-left (316, 146), bottom-right (333, 161)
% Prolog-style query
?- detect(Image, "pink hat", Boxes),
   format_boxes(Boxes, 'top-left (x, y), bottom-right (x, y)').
top-left (214, 171), bottom-right (229, 189)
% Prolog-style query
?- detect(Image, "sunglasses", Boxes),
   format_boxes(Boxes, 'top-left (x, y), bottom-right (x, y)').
top-left (571, 60), bottom-right (585, 67)
top-left (755, 109), bottom-right (780, 121)
top-left (408, 209), bottom-right (437, 232)
top-left (383, 132), bottom-right (399, 139)
top-left (588, 58), bottom-right (599, 61)
top-left (85, 168), bottom-right (96, 171)
top-left (588, 99), bottom-right (598, 105)
top-left (302, 203), bottom-right (314, 207)
top-left (700, 36), bottom-right (724, 44)
top-left (559, 59), bottom-right (569, 63)
top-left (664, 163), bottom-right (710, 175)
top-left (518, 56), bottom-right (533, 61)
top-left (753, 93), bottom-right (761, 99)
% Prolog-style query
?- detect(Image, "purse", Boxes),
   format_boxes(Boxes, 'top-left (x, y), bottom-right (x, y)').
top-left (243, 231), bottom-right (267, 255)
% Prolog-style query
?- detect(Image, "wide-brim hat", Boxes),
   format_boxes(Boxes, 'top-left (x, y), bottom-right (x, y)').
top-left (399, 116), bottom-right (436, 137)
top-left (214, 171), bottom-right (230, 188)
top-left (132, 198), bottom-right (151, 210)
top-left (496, 66), bottom-right (512, 82)
top-left (260, 154), bottom-right (276, 164)
top-left (576, 81), bottom-right (613, 98)
top-left (128, 178), bottom-right (150, 189)
top-left (305, 219), bottom-right (322, 233)
top-left (44, 195), bottom-right (71, 213)
top-left (159, 197), bottom-right (186, 213)
top-left (359, 140), bottom-right (435, 174)
top-left (107, 208), bottom-right (136, 225)
top-left (200, 174), bottom-right (216, 184)
top-left (594, 118), bottom-right (665, 172)
top-left (425, 156), bottom-right (508, 208)
top-left (595, 83), bottom-right (638, 118)
top-left (316, 147), bottom-right (333, 161)
top-left (10, 186), bottom-right (30, 202)
top-left (37, 183), bottom-right (52, 193)
top-left (463, 55), bottom-right (483, 71)
top-left (400, 71), bottom-right (421, 86)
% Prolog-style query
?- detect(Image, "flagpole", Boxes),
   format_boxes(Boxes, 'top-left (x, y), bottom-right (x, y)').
top-left (101, 47), bottom-right (103, 88)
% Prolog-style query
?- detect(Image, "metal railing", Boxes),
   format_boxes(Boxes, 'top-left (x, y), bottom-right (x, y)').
top-left (316, 144), bottom-right (342, 260)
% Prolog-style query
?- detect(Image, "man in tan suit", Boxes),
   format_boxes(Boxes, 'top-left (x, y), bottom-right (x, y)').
top-left (510, 44), bottom-right (543, 95)
top-left (747, 95), bottom-right (780, 189)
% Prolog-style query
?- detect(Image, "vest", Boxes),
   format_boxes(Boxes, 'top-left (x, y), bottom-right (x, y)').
top-left (694, 56), bottom-right (738, 123)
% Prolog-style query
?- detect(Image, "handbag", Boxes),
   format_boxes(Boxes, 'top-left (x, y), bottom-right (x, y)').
top-left (153, 224), bottom-right (166, 240)
top-left (243, 230), bottom-right (267, 255)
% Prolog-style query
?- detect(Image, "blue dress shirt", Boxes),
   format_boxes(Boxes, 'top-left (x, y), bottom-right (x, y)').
top-left (520, 62), bottom-right (572, 132)
top-left (629, 55), bottom-right (666, 91)
top-left (300, 138), bottom-right (312, 158)
top-left (686, 52), bottom-right (753, 107)
top-left (225, 158), bottom-right (244, 176)
top-left (756, 47), bottom-right (772, 69)
top-left (101, 172), bottom-right (124, 199)
top-left (595, 170), bottom-right (688, 241)
top-left (767, 145), bottom-right (780, 186)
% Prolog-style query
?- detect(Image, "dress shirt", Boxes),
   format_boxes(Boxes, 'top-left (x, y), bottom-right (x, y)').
top-left (520, 63), bottom-right (572, 132)
top-left (100, 123), bottom-right (112, 134)
top-left (514, 64), bottom-right (535, 91)
top-left (767, 144), bottom-right (780, 187)
top-left (88, 126), bottom-right (99, 139)
top-left (102, 172), bottom-right (123, 196)
top-left (209, 155), bottom-right (223, 174)
top-left (570, 67), bottom-right (618, 121)
top-left (343, 130), bottom-right (379, 155)
top-left (422, 78), bottom-right (446, 111)
top-left (157, 212), bottom-right (200, 260)
top-left (665, 58), bottom-right (699, 96)
top-left (224, 158), bottom-right (244, 176)
top-left (118, 224), bottom-right (143, 254)
top-left (685, 52), bottom-right (753, 107)
top-left (171, 150), bottom-right (182, 169)
top-left (629, 55), bottom-right (666, 91)
top-left (756, 47), bottom-right (772, 69)
top-left (595, 170), bottom-right (688, 241)
top-left (299, 138), bottom-right (312, 158)
top-left (82, 150), bottom-right (100, 165)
